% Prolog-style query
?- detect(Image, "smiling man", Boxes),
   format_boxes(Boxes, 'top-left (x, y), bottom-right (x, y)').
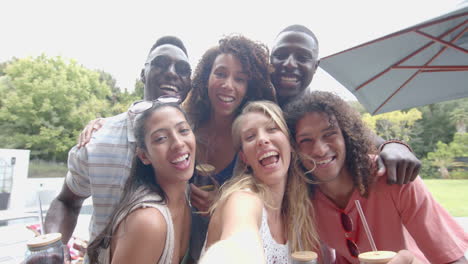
top-left (270, 24), bottom-right (422, 185)
top-left (43, 36), bottom-right (191, 261)
top-left (285, 91), bottom-right (468, 264)
top-left (270, 25), bottom-right (319, 108)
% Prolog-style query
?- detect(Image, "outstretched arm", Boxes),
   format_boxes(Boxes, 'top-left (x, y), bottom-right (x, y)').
top-left (202, 191), bottom-right (265, 262)
top-left (200, 229), bottom-right (265, 264)
top-left (372, 133), bottom-right (421, 184)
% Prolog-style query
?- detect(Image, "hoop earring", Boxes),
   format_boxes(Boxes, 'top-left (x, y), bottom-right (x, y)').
top-left (304, 158), bottom-right (317, 176)
top-left (299, 153), bottom-right (316, 175)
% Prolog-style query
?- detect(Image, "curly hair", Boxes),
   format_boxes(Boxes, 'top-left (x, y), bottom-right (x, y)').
top-left (284, 91), bottom-right (377, 197)
top-left (184, 35), bottom-right (276, 130)
top-left (211, 101), bottom-right (320, 253)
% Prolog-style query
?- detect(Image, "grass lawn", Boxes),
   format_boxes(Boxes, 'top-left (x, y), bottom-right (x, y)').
top-left (424, 179), bottom-right (468, 217)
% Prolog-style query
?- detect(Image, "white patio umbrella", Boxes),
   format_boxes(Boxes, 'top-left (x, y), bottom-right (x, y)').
top-left (320, 5), bottom-right (468, 115)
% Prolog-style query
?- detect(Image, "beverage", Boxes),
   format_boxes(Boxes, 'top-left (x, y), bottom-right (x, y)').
top-left (358, 251), bottom-right (396, 264)
top-left (24, 233), bottom-right (64, 264)
top-left (194, 164), bottom-right (216, 191)
top-left (291, 251), bottom-right (318, 264)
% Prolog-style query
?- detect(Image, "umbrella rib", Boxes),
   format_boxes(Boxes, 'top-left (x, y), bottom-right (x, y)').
top-left (392, 27), bottom-right (468, 71)
top-left (321, 11), bottom-right (468, 60)
top-left (396, 66), bottom-right (468, 70)
top-left (356, 19), bottom-right (468, 92)
top-left (372, 25), bottom-right (468, 114)
top-left (415, 29), bottom-right (468, 54)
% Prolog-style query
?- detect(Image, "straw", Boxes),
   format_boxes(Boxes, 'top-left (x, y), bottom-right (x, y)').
top-left (354, 200), bottom-right (377, 251)
top-left (38, 193), bottom-right (44, 235)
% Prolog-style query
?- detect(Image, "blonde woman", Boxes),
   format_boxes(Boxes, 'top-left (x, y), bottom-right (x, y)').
top-left (200, 101), bottom-right (319, 263)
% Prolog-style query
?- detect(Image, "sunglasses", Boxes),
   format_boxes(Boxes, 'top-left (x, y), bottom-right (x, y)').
top-left (129, 95), bottom-right (181, 115)
top-left (145, 55), bottom-right (192, 77)
top-left (340, 211), bottom-right (360, 258)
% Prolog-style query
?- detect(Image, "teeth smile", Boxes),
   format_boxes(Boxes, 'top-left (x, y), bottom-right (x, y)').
top-left (316, 157), bottom-right (333, 165)
top-left (218, 95), bottom-right (234, 102)
top-left (258, 151), bottom-right (279, 161)
top-left (172, 154), bottom-right (189, 163)
top-left (160, 84), bottom-right (179, 92)
top-left (281, 76), bottom-right (297, 82)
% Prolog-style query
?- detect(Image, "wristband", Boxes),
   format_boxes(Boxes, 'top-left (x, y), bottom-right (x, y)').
top-left (378, 139), bottom-right (413, 153)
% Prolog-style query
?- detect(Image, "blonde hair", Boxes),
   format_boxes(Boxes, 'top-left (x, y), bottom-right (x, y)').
top-left (210, 100), bottom-right (320, 253)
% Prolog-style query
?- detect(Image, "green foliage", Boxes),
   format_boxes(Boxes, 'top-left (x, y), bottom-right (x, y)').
top-left (420, 158), bottom-right (439, 178)
top-left (362, 108), bottom-right (422, 142)
top-left (426, 133), bottom-right (468, 179)
top-left (450, 100), bottom-right (468, 133)
top-left (133, 79), bottom-right (144, 99)
top-left (410, 99), bottom-right (465, 158)
top-left (0, 55), bottom-right (115, 161)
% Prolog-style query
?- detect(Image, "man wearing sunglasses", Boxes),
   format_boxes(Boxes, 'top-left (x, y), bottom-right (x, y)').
top-left (285, 91), bottom-right (467, 264)
top-left (43, 36), bottom-right (192, 262)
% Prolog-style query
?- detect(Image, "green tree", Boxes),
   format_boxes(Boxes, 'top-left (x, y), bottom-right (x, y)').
top-left (411, 99), bottom-right (465, 158)
top-left (97, 70), bottom-right (139, 114)
top-left (362, 108), bottom-right (422, 142)
top-left (426, 133), bottom-right (468, 179)
top-left (0, 54), bottom-right (114, 161)
top-left (133, 78), bottom-right (144, 99)
top-left (427, 141), bottom-right (453, 179)
top-left (449, 101), bottom-right (468, 134)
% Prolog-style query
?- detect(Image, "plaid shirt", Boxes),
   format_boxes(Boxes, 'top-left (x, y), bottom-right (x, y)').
top-left (66, 110), bottom-right (137, 241)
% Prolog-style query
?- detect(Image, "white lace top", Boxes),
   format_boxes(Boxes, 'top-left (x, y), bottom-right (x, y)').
top-left (260, 207), bottom-right (290, 264)
top-left (201, 207), bottom-right (290, 264)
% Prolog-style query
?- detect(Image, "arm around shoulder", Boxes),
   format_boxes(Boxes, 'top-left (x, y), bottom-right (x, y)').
top-left (110, 207), bottom-right (167, 264)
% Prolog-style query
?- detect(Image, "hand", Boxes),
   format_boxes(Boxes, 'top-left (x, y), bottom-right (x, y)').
top-left (388, 250), bottom-right (423, 264)
top-left (190, 183), bottom-right (218, 216)
top-left (78, 118), bottom-right (105, 148)
top-left (377, 142), bottom-right (421, 185)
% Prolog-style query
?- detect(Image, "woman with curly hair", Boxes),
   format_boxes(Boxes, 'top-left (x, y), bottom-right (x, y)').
top-left (285, 91), bottom-right (468, 264)
top-left (183, 35), bottom-right (276, 260)
top-left (200, 101), bottom-right (319, 263)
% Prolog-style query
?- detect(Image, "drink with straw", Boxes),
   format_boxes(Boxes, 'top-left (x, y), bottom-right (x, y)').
top-left (194, 164), bottom-right (216, 191)
top-left (355, 200), bottom-right (396, 264)
top-left (291, 251), bottom-right (318, 264)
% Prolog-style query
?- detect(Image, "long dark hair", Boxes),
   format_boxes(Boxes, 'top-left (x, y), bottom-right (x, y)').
top-left (184, 34), bottom-right (276, 130)
top-left (87, 101), bottom-right (189, 263)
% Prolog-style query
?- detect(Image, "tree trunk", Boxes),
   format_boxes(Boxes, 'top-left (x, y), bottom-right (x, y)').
top-left (455, 120), bottom-right (466, 134)
top-left (439, 166), bottom-right (450, 179)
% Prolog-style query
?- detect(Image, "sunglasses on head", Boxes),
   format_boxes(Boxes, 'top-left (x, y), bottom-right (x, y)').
top-left (341, 211), bottom-right (360, 258)
top-left (145, 55), bottom-right (191, 77)
top-left (129, 95), bottom-right (181, 115)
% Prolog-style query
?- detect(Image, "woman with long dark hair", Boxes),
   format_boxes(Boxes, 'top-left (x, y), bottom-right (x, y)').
top-left (87, 100), bottom-right (195, 264)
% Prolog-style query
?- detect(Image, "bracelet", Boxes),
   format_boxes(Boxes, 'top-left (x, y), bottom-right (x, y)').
top-left (378, 139), bottom-right (413, 153)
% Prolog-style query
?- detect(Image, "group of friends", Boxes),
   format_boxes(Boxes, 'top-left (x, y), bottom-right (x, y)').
top-left (42, 25), bottom-right (468, 264)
